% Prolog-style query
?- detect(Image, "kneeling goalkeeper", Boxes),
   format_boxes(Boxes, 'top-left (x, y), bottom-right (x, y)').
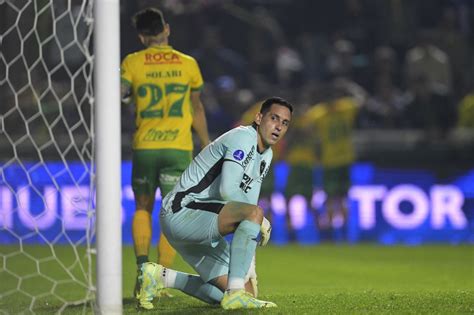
top-left (137, 97), bottom-right (293, 310)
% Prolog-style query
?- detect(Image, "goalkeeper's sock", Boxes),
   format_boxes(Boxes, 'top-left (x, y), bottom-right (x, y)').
top-left (157, 232), bottom-right (176, 268)
top-left (163, 267), bottom-right (223, 304)
top-left (133, 209), bottom-right (152, 258)
top-left (228, 220), bottom-right (260, 291)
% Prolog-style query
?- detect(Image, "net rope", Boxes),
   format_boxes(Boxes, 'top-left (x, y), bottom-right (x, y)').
top-left (1, 0), bottom-right (96, 313)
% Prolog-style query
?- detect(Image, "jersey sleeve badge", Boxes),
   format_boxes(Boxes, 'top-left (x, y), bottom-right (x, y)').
top-left (233, 149), bottom-right (245, 161)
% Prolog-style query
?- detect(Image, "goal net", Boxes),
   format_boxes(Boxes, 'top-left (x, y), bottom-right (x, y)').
top-left (1, 0), bottom-right (96, 312)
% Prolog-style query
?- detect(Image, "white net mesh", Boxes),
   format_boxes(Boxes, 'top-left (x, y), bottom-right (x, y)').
top-left (0, 0), bottom-right (95, 313)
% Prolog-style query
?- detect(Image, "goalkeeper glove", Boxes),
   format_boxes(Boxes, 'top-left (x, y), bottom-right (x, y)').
top-left (259, 217), bottom-right (272, 246)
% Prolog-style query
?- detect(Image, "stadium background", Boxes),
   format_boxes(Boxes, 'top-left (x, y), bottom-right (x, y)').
top-left (2, 0), bottom-right (473, 245)
top-left (121, 0), bottom-right (474, 244)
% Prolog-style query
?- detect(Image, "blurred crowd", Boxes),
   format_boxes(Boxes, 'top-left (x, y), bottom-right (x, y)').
top-left (2, 0), bottom-right (474, 161)
top-left (121, 0), bottom-right (474, 139)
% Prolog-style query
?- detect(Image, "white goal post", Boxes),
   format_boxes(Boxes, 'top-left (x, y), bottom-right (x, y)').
top-left (94, 0), bottom-right (122, 313)
top-left (0, 0), bottom-right (122, 313)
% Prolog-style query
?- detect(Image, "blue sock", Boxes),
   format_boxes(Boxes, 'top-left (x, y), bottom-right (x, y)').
top-left (228, 220), bottom-right (260, 288)
top-left (174, 272), bottom-right (223, 304)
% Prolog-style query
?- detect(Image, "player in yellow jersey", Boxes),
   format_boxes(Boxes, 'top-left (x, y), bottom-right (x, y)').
top-left (121, 7), bottom-right (210, 298)
top-left (284, 112), bottom-right (318, 230)
top-left (303, 86), bottom-right (360, 241)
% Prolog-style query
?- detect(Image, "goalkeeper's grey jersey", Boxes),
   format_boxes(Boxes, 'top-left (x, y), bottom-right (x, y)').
top-left (161, 125), bottom-right (273, 213)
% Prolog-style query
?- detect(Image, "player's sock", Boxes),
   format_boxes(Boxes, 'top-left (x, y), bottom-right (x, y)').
top-left (228, 220), bottom-right (260, 291)
top-left (133, 209), bottom-right (152, 258)
top-left (136, 255), bottom-right (148, 265)
top-left (157, 232), bottom-right (176, 268)
top-left (134, 255), bottom-right (149, 299)
top-left (163, 267), bottom-right (223, 304)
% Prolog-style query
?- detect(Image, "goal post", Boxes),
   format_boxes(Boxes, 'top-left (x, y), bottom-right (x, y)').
top-left (94, 0), bottom-right (122, 313)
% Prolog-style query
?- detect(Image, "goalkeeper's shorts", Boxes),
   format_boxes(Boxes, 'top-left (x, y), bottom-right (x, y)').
top-left (160, 203), bottom-right (230, 283)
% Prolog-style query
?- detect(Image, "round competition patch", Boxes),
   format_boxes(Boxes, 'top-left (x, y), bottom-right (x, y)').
top-left (233, 150), bottom-right (245, 161)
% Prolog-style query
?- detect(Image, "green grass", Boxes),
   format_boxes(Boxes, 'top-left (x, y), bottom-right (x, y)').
top-left (1, 244), bottom-right (473, 314)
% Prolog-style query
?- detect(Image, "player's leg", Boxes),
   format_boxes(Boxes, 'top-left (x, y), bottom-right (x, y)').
top-left (138, 262), bottom-right (223, 309)
top-left (329, 165), bottom-right (351, 241)
top-left (218, 202), bottom-right (261, 290)
top-left (285, 163), bottom-right (315, 241)
top-left (202, 267), bottom-right (256, 296)
top-left (217, 202), bottom-right (277, 309)
top-left (132, 195), bottom-right (155, 264)
top-left (166, 211), bottom-right (257, 298)
top-left (131, 150), bottom-right (160, 297)
top-left (139, 204), bottom-right (273, 309)
top-left (337, 164), bottom-right (351, 228)
top-left (138, 262), bottom-right (263, 308)
top-left (162, 238), bottom-right (229, 304)
top-left (138, 207), bottom-right (228, 308)
top-left (322, 166), bottom-right (338, 240)
top-left (156, 149), bottom-right (192, 268)
top-left (132, 197), bottom-right (155, 299)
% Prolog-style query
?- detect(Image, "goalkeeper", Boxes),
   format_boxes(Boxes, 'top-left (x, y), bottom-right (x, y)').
top-left (137, 97), bottom-right (292, 310)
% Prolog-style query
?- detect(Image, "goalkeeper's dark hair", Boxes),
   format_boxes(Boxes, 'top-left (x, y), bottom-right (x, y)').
top-left (260, 97), bottom-right (293, 115)
top-left (132, 8), bottom-right (166, 36)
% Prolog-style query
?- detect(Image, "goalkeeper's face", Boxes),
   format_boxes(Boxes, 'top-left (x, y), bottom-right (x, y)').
top-left (256, 104), bottom-right (291, 149)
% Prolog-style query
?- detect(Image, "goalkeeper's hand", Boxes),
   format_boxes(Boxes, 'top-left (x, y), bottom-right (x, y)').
top-left (245, 254), bottom-right (258, 297)
top-left (259, 217), bottom-right (272, 246)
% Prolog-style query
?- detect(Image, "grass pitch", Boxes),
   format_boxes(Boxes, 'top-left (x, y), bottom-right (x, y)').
top-left (1, 244), bottom-right (473, 314)
top-left (124, 244), bottom-right (473, 314)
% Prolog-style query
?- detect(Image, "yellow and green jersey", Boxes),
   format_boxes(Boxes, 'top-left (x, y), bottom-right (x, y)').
top-left (304, 97), bottom-right (358, 168)
top-left (121, 45), bottom-right (203, 150)
top-left (285, 115), bottom-right (318, 167)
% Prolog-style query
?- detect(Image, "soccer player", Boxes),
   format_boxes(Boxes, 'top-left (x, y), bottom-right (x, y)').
top-left (236, 101), bottom-right (286, 222)
top-left (120, 8), bottom-right (210, 296)
top-left (284, 111), bottom-right (319, 234)
top-left (136, 97), bottom-right (293, 310)
top-left (303, 84), bottom-right (359, 241)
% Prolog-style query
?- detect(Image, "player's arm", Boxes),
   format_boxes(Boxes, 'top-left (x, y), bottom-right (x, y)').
top-left (221, 162), bottom-right (271, 246)
top-left (219, 159), bottom-right (251, 204)
top-left (120, 57), bottom-right (133, 104)
top-left (190, 91), bottom-right (210, 149)
top-left (121, 82), bottom-right (132, 104)
top-left (218, 130), bottom-right (256, 203)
